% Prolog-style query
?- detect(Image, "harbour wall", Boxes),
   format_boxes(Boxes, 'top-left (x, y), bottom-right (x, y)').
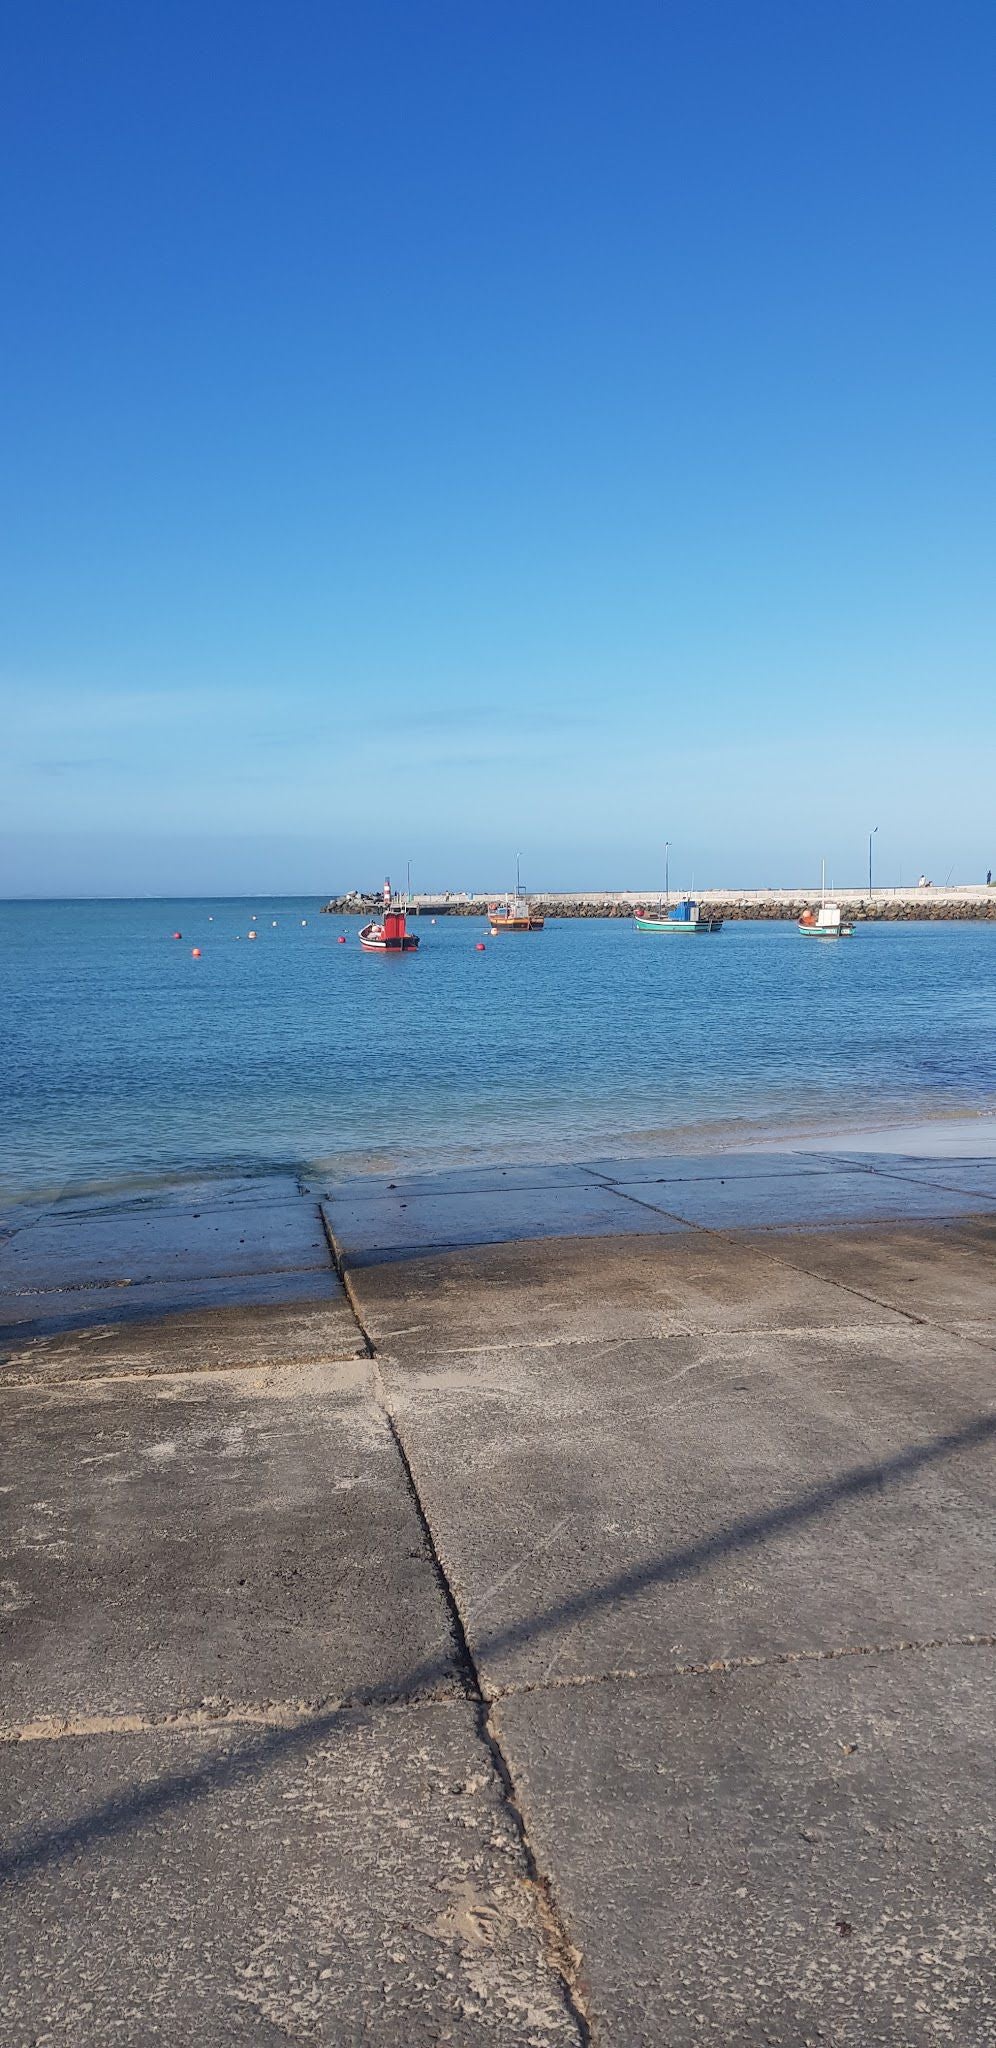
top-left (323, 888), bottom-right (996, 921)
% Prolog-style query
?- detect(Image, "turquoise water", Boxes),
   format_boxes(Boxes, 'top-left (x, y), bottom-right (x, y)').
top-left (1, 900), bottom-right (994, 1202)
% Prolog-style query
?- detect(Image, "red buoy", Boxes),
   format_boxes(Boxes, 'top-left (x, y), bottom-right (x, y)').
top-left (172, 930), bottom-right (182, 940)
top-left (337, 934), bottom-right (347, 944)
top-left (475, 941), bottom-right (486, 951)
top-left (191, 947), bottom-right (202, 958)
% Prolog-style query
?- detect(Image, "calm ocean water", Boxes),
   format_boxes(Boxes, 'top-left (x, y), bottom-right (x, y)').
top-left (2, 899), bottom-right (994, 1203)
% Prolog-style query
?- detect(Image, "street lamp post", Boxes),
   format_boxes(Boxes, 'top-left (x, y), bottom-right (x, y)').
top-left (868, 826), bottom-right (878, 897)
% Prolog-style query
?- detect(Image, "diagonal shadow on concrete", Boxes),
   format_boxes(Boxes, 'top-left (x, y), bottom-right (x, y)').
top-left (2, 1408), bottom-right (994, 1886)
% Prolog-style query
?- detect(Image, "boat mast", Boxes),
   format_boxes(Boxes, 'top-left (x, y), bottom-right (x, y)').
top-left (664, 840), bottom-right (669, 910)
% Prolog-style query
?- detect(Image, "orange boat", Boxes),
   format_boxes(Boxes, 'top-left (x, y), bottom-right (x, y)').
top-left (488, 898), bottom-right (544, 933)
top-left (488, 859), bottom-right (544, 933)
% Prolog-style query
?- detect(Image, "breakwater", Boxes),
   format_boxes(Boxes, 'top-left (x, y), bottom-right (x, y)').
top-left (322, 888), bottom-right (996, 921)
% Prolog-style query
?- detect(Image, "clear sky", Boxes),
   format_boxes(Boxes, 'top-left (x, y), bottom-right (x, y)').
top-left (2, 1), bottom-right (994, 896)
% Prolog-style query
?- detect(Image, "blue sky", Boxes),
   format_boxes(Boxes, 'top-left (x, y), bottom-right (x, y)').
top-left (2, 1), bottom-right (994, 895)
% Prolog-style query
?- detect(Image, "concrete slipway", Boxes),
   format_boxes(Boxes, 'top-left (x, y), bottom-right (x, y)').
top-left (1, 1148), bottom-right (994, 2043)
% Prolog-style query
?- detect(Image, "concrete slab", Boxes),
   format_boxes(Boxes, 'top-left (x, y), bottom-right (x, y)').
top-left (760, 1221), bottom-right (996, 1342)
top-left (323, 1184), bottom-right (690, 1264)
top-left (0, 1363), bottom-right (461, 1726)
top-left (41, 1172), bottom-right (308, 1217)
top-left (0, 1199), bottom-right (330, 1295)
top-left (583, 1151), bottom-right (842, 1182)
top-left (816, 1156), bottom-right (996, 1199)
top-left (322, 1161), bottom-right (609, 1201)
top-left (1, 1704), bottom-right (581, 2047)
top-left (496, 1647), bottom-right (996, 2046)
top-left (0, 1265), bottom-right (352, 1348)
top-left (619, 1170), bottom-right (996, 1230)
top-left (346, 1232), bottom-right (908, 1361)
top-left (382, 1322), bottom-right (996, 1693)
top-left (0, 1286), bottom-right (365, 1386)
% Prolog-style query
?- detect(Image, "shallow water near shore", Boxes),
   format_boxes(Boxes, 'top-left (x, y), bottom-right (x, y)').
top-left (2, 899), bottom-right (994, 1204)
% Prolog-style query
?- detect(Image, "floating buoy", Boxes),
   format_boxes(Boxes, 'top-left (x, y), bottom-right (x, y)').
top-left (208, 915), bottom-right (213, 922)
top-left (301, 919), bottom-right (307, 926)
top-left (475, 941), bottom-right (486, 951)
top-left (431, 918), bottom-right (436, 925)
top-left (172, 930), bottom-right (182, 940)
top-left (337, 935), bottom-right (347, 944)
top-left (248, 930), bottom-right (257, 940)
top-left (272, 920), bottom-right (277, 926)
top-left (191, 947), bottom-right (202, 958)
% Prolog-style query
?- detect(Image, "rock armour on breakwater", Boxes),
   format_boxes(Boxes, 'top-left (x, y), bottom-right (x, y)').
top-left (323, 891), bottom-right (996, 922)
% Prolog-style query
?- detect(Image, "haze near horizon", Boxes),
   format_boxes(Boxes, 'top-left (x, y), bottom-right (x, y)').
top-left (2, 1), bottom-right (994, 898)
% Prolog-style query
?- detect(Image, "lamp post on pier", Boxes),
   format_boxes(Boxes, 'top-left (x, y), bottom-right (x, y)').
top-left (868, 826), bottom-right (878, 897)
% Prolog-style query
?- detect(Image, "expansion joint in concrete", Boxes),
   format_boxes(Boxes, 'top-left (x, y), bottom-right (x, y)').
top-left (488, 1632), bottom-right (996, 1705)
top-left (373, 1379), bottom-right (593, 2043)
top-left (318, 1210), bottom-right (374, 1356)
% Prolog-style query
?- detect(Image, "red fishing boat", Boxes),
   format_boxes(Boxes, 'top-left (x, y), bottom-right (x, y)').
top-left (359, 879), bottom-right (420, 953)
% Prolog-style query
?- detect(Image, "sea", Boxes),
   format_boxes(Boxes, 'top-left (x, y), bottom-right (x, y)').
top-left (1, 899), bottom-right (994, 1205)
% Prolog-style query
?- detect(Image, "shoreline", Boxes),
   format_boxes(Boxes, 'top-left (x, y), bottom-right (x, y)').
top-left (3, 1105), bottom-right (994, 1214)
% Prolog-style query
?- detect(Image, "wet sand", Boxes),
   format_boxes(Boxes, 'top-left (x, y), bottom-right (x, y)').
top-left (2, 1152), bottom-right (994, 2043)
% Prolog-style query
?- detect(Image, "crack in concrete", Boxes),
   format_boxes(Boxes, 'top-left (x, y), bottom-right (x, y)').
top-left (320, 1208), bottom-right (592, 2038)
top-left (6, 1632), bottom-right (992, 1748)
top-left (487, 1632), bottom-right (996, 1703)
top-left (378, 1389), bottom-right (593, 2044)
top-left (0, 1350), bottom-right (369, 1392)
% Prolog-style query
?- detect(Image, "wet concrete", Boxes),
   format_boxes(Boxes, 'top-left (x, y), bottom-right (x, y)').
top-left (615, 1170), bottom-right (995, 1229)
top-left (0, 1197), bottom-right (329, 1293)
top-left (321, 1147), bottom-right (996, 1263)
top-left (3, 1158), bottom-right (995, 2043)
top-left (0, 1273), bottom-right (364, 1377)
top-left (322, 1182), bottom-right (690, 1262)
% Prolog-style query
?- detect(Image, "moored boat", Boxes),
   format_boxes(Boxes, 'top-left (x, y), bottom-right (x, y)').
top-left (488, 858), bottom-right (544, 933)
top-left (635, 897), bottom-right (723, 934)
top-left (798, 863), bottom-right (854, 939)
top-left (488, 898), bottom-right (544, 932)
top-left (359, 879), bottom-right (420, 953)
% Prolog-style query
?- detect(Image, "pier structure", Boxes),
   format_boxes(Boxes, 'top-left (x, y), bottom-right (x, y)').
top-left (324, 884), bottom-right (996, 920)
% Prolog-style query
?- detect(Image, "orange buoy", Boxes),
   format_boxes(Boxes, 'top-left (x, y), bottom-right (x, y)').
top-left (191, 947), bottom-right (202, 958)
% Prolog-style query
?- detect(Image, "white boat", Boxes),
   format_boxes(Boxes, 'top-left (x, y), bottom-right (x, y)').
top-left (798, 863), bottom-right (854, 939)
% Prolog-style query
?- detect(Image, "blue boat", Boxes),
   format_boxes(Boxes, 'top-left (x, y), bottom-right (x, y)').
top-left (634, 897), bottom-right (723, 933)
